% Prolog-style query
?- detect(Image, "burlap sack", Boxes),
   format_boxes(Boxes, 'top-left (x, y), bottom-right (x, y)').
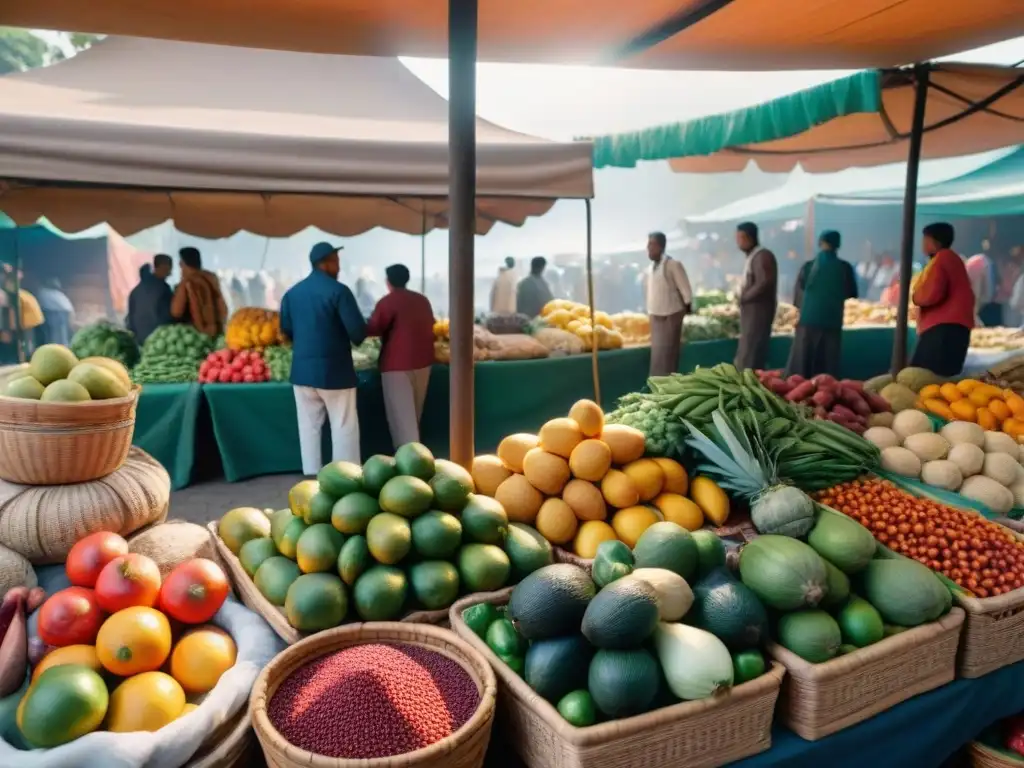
top-left (129, 519), bottom-right (222, 577)
top-left (0, 542), bottom-right (36, 595)
top-left (0, 447), bottom-right (169, 564)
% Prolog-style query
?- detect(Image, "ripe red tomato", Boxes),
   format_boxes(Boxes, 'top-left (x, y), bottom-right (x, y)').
top-left (94, 553), bottom-right (162, 612)
top-left (65, 531), bottom-right (129, 588)
top-left (37, 587), bottom-right (104, 647)
top-left (158, 558), bottom-right (230, 624)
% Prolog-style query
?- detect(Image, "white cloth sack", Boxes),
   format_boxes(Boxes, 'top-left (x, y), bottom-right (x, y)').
top-left (0, 592), bottom-right (284, 768)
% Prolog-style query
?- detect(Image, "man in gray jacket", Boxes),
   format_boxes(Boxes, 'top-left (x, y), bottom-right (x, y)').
top-left (734, 222), bottom-right (778, 371)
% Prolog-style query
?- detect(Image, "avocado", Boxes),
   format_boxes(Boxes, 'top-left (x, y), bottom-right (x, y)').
top-left (524, 635), bottom-right (592, 703)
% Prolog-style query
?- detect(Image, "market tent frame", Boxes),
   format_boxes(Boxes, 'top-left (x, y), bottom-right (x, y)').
top-left (0, 37), bottom-right (594, 239)
top-left (9, 0), bottom-right (1023, 465)
top-left (590, 62), bottom-right (1024, 372)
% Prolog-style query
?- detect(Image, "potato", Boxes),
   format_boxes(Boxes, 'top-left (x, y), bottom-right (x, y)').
top-left (983, 431), bottom-right (1019, 456)
top-left (982, 452), bottom-right (1019, 487)
top-left (959, 475), bottom-right (1014, 516)
top-left (920, 460), bottom-right (963, 491)
top-left (880, 446), bottom-right (922, 478)
top-left (863, 426), bottom-right (900, 450)
top-left (903, 432), bottom-right (950, 462)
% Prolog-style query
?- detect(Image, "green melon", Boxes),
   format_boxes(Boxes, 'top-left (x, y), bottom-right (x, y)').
top-left (394, 442), bottom-right (435, 480)
top-left (581, 575), bottom-right (659, 649)
top-left (41, 379), bottom-right (90, 402)
top-left (838, 596), bottom-right (885, 648)
top-left (409, 561), bottom-right (460, 610)
top-left (337, 535), bottom-right (373, 586)
top-left (820, 559), bottom-right (851, 610)
top-left (860, 559), bottom-right (949, 627)
top-left (362, 454), bottom-right (398, 496)
top-left (353, 565), bottom-right (408, 620)
top-left (253, 556), bottom-right (301, 606)
top-left (691, 529), bottom-right (727, 578)
top-left (807, 510), bottom-right (878, 574)
top-left (331, 492), bottom-right (381, 534)
top-left (632, 522), bottom-right (698, 581)
top-left (429, 459), bottom-right (475, 511)
top-left (777, 610), bottom-right (842, 663)
top-left (317, 461), bottom-right (363, 498)
top-left (690, 567), bottom-right (768, 651)
top-left (28, 344), bottom-right (77, 386)
top-left (524, 635), bottom-right (592, 703)
top-left (587, 648), bottom-right (660, 718)
top-left (285, 573), bottom-right (347, 631)
top-left (738, 535), bottom-right (828, 611)
top-left (411, 511), bottom-right (463, 559)
top-left (239, 537), bottom-right (279, 578)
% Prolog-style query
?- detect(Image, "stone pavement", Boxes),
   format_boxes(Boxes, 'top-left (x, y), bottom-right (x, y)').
top-left (169, 473), bottom-right (304, 525)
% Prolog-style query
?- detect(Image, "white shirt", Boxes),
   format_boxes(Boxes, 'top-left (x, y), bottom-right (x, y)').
top-left (490, 268), bottom-right (517, 314)
top-left (646, 256), bottom-right (693, 317)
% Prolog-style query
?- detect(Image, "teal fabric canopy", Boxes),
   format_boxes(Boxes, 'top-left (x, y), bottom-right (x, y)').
top-left (589, 71), bottom-right (883, 170)
top-left (685, 147), bottom-right (1021, 225)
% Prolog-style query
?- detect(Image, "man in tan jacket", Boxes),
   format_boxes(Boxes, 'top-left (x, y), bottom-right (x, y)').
top-left (645, 231), bottom-right (693, 376)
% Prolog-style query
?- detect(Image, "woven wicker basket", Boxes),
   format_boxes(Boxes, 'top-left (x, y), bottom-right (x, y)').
top-left (186, 704), bottom-right (256, 768)
top-left (450, 589), bottom-right (784, 768)
top-left (768, 606), bottom-right (964, 741)
top-left (0, 385), bottom-right (140, 485)
top-left (208, 522), bottom-right (449, 644)
top-left (250, 623), bottom-right (496, 768)
top-left (969, 741), bottom-right (1024, 768)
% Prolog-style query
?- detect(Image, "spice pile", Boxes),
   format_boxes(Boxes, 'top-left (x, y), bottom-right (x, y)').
top-left (268, 643), bottom-right (479, 758)
top-left (815, 478), bottom-right (1024, 598)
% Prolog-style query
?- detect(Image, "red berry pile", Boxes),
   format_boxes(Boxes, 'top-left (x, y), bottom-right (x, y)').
top-left (198, 348), bottom-right (271, 384)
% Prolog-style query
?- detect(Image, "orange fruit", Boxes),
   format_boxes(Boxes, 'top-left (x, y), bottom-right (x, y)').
top-left (170, 626), bottom-right (237, 695)
top-left (652, 458), bottom-right (689, 495)
top-left (1003, 418), bottom-right (1024, 440)
top-left (31, 645), bottom-right (101, 684)
top-left (988, 399), bottom-right (1012, 422)
top-left (1006, 392), bottom-right (1024, 419)
top-left (949, 399), bottom-right (978, 422)
top-left (96, 606), bottom-right (172, 677)
top-left (969, 389), bottom-right (995, 408)
top-left (106, 672), bottom-right (185, 733)
top-left (919, 384), bottom-right (942, 400)
top-left (923, 398), bottom-right (954, 421)
top-left (977, 407), bottom-right (998, 431)
top-left (956, 379), bottom-right (982, 395)
top-left (938, 383), bottom-right (963, 403)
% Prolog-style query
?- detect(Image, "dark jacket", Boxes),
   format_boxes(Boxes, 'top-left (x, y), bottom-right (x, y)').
top-left (280, 270), bottom-right (367, 389)
top-left (126, 266), bottom-right (173, 344)
top-left (794, 251), bottom-right (858, 330)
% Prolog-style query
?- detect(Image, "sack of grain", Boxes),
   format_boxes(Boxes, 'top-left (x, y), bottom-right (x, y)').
top-left (0, 447), bottom-right (169, 564)
top-left (0, 542), bottom-right (36, 595)
top-left (488, 333), bottom-right (550, 361)
top-left (533, 327), bottom-right (585, 356)
top-left (129, 520), bottom-right (221, 577)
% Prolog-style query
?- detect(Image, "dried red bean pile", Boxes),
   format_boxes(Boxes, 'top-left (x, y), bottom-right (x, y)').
top-left (268, 642), bottom-right (480, 758)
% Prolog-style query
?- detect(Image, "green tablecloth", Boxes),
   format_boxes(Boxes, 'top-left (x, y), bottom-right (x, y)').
top-left (137, 327), bottom-right (907, 485)
top-left (132, 383), bottom-right (202, 490)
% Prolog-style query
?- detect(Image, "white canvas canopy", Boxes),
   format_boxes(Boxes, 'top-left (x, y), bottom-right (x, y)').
top-left (0, 37), bottom-right (594, 238)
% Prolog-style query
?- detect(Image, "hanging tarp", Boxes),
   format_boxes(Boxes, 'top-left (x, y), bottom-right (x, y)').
top-left (685, 147), bottom-right (1019, 225)
top-left (0, 37), bottom-right (594, 238)
top-left (591, 64), bottom-right (1024, 173)
top-left (4, 0), bottom-right (1024, 69)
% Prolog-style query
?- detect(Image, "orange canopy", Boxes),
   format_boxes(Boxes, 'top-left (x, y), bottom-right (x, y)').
top-left (4, 0), bottom-right (1023, 69)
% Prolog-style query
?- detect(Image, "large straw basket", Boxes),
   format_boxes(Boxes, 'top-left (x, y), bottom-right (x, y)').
top-left (186, 704), bottom-right (256, 768)
top-left (970, 740), bottom-right (1024, 768)
top-left (450, 589), bottom-right (784, 768)
top-left (0, 385), bottom-right (140, 485)
top-left (208, 522), bottom-right (449, 644)
top-left (251, 623), bottom-right (496, 768)
top-left (768, 606), bottom-right (963, 740)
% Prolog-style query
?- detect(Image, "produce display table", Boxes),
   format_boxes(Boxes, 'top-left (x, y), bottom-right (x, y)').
top-left (736, 661), bottom-right (1024, 767)
top-left (131, 382), bottom-right (202, 490)
top-left (136, 327), bottom-right (905, 487)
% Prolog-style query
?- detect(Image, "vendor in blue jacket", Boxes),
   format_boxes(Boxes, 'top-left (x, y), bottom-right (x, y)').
top-left (280, 242), bottom-right (367, 475)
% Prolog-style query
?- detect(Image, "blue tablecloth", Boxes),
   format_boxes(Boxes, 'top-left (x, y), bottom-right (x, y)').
top-left (737, 662), bottom-right (1024, 767)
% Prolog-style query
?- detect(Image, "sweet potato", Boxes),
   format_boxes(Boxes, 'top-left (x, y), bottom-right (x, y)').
top-left (785, 380), bottom-right (817, 402)
top-left (788, 375), bottom-right (806, 385)
top-left (839, 386), bottom-right (872, 417)
top-left (839, 379), bottom-right (865, 394)
top-left (765, 378), bottom-right (793, 396)
top-left (812, 374), bottom-right (837, 388)
top-left (863, 391), bottom-right (892, 413)
top-left (811, 389), bottom-right (835, 408)
top-left (831, 403), bottom-right (858, 421)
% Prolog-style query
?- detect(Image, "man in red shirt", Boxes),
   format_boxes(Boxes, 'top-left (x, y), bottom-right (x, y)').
top-left (911, 222), bottom-right (975, 377)
top-left (367, 264), bottom-right (436, 448)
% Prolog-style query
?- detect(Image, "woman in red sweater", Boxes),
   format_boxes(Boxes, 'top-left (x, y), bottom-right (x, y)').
top-left (911, 222), bottom-right (974, 376)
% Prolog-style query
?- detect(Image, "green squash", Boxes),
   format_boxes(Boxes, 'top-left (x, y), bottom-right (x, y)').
top-left (778, 610), bottom-right (842, 663)
top-left (750, 485), bottom-right (815, 538)
top-left (820, 560), bottom-right (850, 610)
top-left (690, 568), bottom-right (768, 651)
top-left (807, 509), bottom-right (878, 574)
top-left (860, 559), bottom-right (949, 627)
top-left (738, 535), bottom-right (828, 611)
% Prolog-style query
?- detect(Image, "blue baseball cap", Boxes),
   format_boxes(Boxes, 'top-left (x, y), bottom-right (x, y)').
top-left (309, 241), bottom-right (343, 265)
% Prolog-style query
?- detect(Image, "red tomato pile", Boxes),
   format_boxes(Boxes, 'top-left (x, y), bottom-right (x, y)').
top-left (815, 478), bottom-right (1024, 598)
top-left (37, 531), bottom-right (231, 648)
top-left (199, 348), bottom-right (271, 384)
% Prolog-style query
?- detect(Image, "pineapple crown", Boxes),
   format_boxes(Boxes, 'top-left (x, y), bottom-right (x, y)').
top-left (683, 410), bottom-right (779, 499)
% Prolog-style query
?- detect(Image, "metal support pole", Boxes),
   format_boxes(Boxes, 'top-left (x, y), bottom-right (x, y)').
top-left (891, 64), bottom-right (930, 374)
top-left (448, 0), bottom-right (478, 468)
top-left (585, 199), bottom-right (600, 404)
top-left (421, 204), bottom-right (427, 294)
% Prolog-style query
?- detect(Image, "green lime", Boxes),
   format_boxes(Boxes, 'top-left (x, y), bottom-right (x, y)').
top-left (461, 603), bottom-right (499, 640)
top-left (498, 653), bottom-right (525, 676)
top-left (557, 690), bottom-right (597, 727)
top-left (731, 649), bottom-right (766, 684)
top-left (486, 617), bottom-right (526, 658)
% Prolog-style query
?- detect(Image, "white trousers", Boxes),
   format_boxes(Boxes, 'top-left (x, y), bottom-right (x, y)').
top-left (293, 386), bottom-right (360, 476)
top-left (381, 367), bottom-right (431, 448)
